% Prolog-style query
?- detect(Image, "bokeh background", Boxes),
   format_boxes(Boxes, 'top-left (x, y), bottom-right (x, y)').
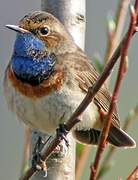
top-left (0, 0), bottom-right (137, 179)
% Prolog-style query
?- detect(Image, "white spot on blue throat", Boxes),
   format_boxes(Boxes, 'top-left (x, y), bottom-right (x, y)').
top-left (14, 33), bottom-right (46, 57)
top-left (11, 33), bottom-right (56, 85)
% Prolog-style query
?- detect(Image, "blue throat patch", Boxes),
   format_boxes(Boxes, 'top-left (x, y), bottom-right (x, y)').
top-left (11, 33), bottom-right (56, 85)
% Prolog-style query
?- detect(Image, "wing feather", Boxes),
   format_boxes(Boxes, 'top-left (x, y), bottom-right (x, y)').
top-left (69, 50), bottom-right (120, 128)
top-left (59, 49), bottom-right (120, 128)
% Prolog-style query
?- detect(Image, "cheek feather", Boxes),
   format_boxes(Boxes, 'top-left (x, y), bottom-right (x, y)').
top-left (43, 34), bottom-right (61, 49)
top-left (7, 66), bottom-right (64, 99)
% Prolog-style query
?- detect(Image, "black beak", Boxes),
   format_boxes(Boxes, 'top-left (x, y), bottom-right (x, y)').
top-left (5, 24), bottom-right (29, 34)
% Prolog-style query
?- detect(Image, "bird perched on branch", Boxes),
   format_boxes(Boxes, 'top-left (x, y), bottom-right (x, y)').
top-left (4, 11), bottom-right (136, 148)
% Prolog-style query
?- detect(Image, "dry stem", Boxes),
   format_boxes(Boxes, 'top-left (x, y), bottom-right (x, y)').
top-left (104, 0), bottom-right (130, 63)
top-left (104, 0), bottom-right (130, 86)
top-left (127, 166), bottom-right (138, 180)
top-left (97, 104), bottom-right (138, 179)
top-left (20, 128), bottom-right (31, 177)
top-left (76, 2), bottom-right (130, 177)
top-left (90, 2), bottom-right (138, 180)
top-left (76, 146), bottom-right (91, 180)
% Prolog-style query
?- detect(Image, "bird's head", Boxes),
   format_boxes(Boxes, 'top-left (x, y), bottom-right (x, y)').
top-left (6, 11), bottom-right (75, 85)
top-left (6, 11), bottom-right (75, 55)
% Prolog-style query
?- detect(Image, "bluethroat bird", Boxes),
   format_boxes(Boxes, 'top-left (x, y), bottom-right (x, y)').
top-left (4, 11), bottom-right (136, 148)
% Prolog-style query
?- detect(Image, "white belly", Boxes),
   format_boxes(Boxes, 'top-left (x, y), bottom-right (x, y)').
top-left (4, 79), bottom-right (99, 134)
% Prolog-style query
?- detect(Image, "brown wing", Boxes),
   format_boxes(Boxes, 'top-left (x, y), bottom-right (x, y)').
top-left (67, 48), bottom-right (120, 128)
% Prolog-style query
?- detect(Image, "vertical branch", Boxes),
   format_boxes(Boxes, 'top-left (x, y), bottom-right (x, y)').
top-left (76, 146), bottom-right (91, 180)
top-left (30, 0), bottom-right (86, 180)
top-left (97, 104), bottom-right (138, 179)
top-left (105, 0), bottom-right (130, 63)
top-left (76, 2), bottom-right (130, 178)
top-left (20, 127), bottom-right (31, 177)
top-left (104, 0), bottom-right (130, 85)
top-left (90, 3), bottom-right (138, 180)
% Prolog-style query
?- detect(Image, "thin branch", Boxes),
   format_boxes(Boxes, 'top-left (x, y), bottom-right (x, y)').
top-left (76, 146), bottom-right (91, 180)
top-left (115, 0), bottom-right (130, 46)
top-left (90, 3), bottom-right (138, 180)
top-left (127, 166), bottom-right (138, 180)
top-left (97, 1), bottom-right (137, 177)
top-left (123, 104), bottom-right (138, 130)
top-left (20, 127), bottom-right (31, 177)
top-left (21, 3), bottom-right (138, 180)
top-left (104, 0), bottom-right (130, 64)
top-left (104, 0), bottom-right (130, 86)
top-left (97, 104), bottom-right (138, 179)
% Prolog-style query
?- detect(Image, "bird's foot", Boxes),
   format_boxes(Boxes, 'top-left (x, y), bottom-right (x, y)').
top-left (56, 124), bottom-right (69, 147)
top-left (32, 136), bottom-right (48, 177)
top-left (32, 152), bottom-right (47, 177)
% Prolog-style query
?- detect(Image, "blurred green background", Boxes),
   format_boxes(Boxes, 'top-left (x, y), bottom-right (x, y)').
top-left (0, 0), bottom-right (137, 179)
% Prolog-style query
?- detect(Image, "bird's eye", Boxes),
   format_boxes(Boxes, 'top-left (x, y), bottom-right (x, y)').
top-left (39, 27), bottom-right (49, 36)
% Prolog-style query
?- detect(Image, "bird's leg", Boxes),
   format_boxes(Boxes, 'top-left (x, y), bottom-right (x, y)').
top-left (56, 123), bottom-right (69, 147)
top-left (32, 124), bottom-right (69, 175)
top-left (32, 136), bottom-right (51, 177)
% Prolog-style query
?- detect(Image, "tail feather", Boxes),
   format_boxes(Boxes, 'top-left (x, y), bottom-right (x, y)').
top-left (73, 126), bottom-right (136, 148)
top-left (73, 129), bottom-right (100, 145)
top-left (108, 126), bottom-right (136, 148)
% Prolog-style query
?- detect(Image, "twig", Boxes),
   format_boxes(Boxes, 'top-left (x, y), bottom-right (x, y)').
top-left (20, 127), bottom-right (31, 177)
top-left (115, 0), bottom-right (131, 48)
top-left (97, 104), bottom-right (138, 179)
top-left (104, 0), bottom-right (130, 63)
top-left (104, 0), bottom-right (130, 86)
top-left (21, 3), bottom-right (138, 180)
top-left (127, 166), bottom-right (138, 180)
top-left (90, 2), bottom-right (138, 180)
top-left (76, 146), bottom-right (91, 180)
top-left (97, 1), bottom-right (137, 177)
top-left (74, 3), bottom-right (130, 178)
top-left (123, 104), bottom-right (138, 131)
top-left (75, 2), bottom-right (130, 175)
